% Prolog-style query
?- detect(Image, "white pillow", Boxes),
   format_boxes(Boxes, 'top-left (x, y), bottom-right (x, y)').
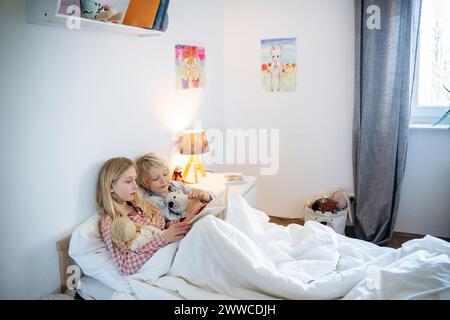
top-left (68, 214), bottom-right (131, 293)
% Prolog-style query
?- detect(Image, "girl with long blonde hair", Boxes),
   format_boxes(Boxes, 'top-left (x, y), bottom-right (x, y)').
top-left (96, 157), bottom-right (191, 276)
top-left (135, 153), bottom-right (213, 221)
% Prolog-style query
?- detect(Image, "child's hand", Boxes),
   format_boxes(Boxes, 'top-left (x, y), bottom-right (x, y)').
top-left (184, 201), bottom-right (207, 223)
top-left (186, 199), bottom-right (206, 216)
top-left (162, 222), bottom-right (191, 243)
top-left (188, 189), bottom-right (212, 202)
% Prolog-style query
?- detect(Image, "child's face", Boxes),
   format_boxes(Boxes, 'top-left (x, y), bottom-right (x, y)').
top-left (111, 166), bottom-right (138, 202)
top-left (148, 167), bottom-right (170, 195)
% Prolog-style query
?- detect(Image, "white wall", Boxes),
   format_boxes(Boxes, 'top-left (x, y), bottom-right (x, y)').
top-left (396, 130), bottom-right (450, 238)
top-left (223, 0), bottom-right (450, 239)
top-left (0, 0), bottom-right (224, 299)
top-left (223, 0), bottom-right (355, 218)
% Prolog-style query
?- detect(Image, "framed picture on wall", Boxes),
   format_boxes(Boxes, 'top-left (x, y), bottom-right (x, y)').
top-left (261, 37), bottom-right (297, 92)
top-left (175, 45), bottom-right (206, 90)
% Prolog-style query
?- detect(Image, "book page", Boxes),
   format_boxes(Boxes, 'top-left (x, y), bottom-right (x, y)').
top-left (188, 206), bottom-right (226, 225)
top-left (188, 188), bottom-right (228, 225)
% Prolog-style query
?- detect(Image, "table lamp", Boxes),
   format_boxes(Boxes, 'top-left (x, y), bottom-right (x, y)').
top-left (179, 130), bottom-right (209, 184)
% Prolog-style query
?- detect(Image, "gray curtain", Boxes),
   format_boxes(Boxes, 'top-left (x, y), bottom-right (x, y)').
top-left (353, 0), bottom-right (422, 245)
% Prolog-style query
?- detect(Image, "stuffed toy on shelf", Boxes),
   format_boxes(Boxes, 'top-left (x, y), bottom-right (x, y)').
top-left (80, 0), bottom-right (123, 23)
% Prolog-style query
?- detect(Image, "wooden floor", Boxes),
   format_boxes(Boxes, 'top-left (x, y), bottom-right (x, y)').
top-left (268, 216), bottom-right (442, 249)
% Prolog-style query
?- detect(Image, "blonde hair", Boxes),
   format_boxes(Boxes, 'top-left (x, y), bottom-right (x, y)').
top-left (135, 153), bottom-right (170, 191)
top-left (110, 216), bottom-right (137, 249)
top-left (96, 157), bottom-right (162, 221)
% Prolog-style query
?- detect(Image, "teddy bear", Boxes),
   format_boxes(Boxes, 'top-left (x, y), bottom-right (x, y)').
top-left (165, 191), bottom-right (189, 214)
top-left (80, 0), bottom-right (123, 23)
top-left (110, 216), bottom-right (162, 251)
top-left (172, 166), bottom-right (185, 183)
top-left (165, 191), bottom-right (207, 217)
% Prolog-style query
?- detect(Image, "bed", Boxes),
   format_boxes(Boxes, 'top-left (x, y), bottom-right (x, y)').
top-left (58, 193), bottom-right (450, 300)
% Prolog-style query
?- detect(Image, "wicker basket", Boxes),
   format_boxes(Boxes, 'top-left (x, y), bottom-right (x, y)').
top-left (303, 191), bottom-right (351, 235)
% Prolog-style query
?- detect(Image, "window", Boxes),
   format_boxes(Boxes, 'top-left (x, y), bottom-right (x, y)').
top-left (411, 0), bottom-right (450, 125)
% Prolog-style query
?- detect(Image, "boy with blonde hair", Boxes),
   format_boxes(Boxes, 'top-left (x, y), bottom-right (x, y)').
top-left (136, 153), bottom-right (214, 221)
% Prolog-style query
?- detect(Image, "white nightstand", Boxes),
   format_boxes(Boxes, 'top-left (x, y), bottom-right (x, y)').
top-left (191, 172), bottom-right (258, 209)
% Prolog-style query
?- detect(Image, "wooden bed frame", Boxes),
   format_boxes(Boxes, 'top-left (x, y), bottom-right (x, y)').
top-left (56, 235), bottom-right (73, 294)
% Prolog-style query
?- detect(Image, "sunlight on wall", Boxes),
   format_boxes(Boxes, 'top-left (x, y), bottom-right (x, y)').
top-left (156, 90), bottom-right (204, 132)
top-left (152, 89), bottom-right (206, 170)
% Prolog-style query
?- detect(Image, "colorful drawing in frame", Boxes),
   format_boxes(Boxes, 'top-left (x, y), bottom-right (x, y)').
top-left (175, 45), bottom-right (206, 90)
top-left (261, 37), bottom-right (297, 92)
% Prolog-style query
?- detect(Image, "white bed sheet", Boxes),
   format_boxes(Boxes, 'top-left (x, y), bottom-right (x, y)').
top-left (78, 193), bottom-right (450, 300)
top-left (78, 276), bottom-right (116, 300)
top-left (126, 194), bottom-right (450, 300)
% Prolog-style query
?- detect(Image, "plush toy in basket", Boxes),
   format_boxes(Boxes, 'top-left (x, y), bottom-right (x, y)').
top-left (303, 190), bottom-right (352, 235)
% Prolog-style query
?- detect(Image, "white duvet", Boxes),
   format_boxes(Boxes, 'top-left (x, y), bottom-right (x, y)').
top-left (116, 194), bottom-right (450, 300)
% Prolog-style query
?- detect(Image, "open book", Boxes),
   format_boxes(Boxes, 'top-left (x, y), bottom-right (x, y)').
top-left (188, 188), bottom-right (228, 225)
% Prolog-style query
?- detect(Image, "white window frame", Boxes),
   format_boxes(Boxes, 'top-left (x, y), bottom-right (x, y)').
top-left (410, 1), bottom-right (450, 126)
top-left (411, 43), bottom-right (450, 126)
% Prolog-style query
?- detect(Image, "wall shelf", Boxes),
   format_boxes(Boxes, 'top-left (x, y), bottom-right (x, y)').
top-left (26, 0), bottom-right (167, 37)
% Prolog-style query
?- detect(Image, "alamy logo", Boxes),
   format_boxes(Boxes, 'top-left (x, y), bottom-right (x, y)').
top-left (66, 265), bottom-right (81, 290)
top-left (366, 5), bottom-right (381, 30)
top-left (172, 121), bottom-right (280, 176)
top-left (65, 5), bottom-right (81, 30)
